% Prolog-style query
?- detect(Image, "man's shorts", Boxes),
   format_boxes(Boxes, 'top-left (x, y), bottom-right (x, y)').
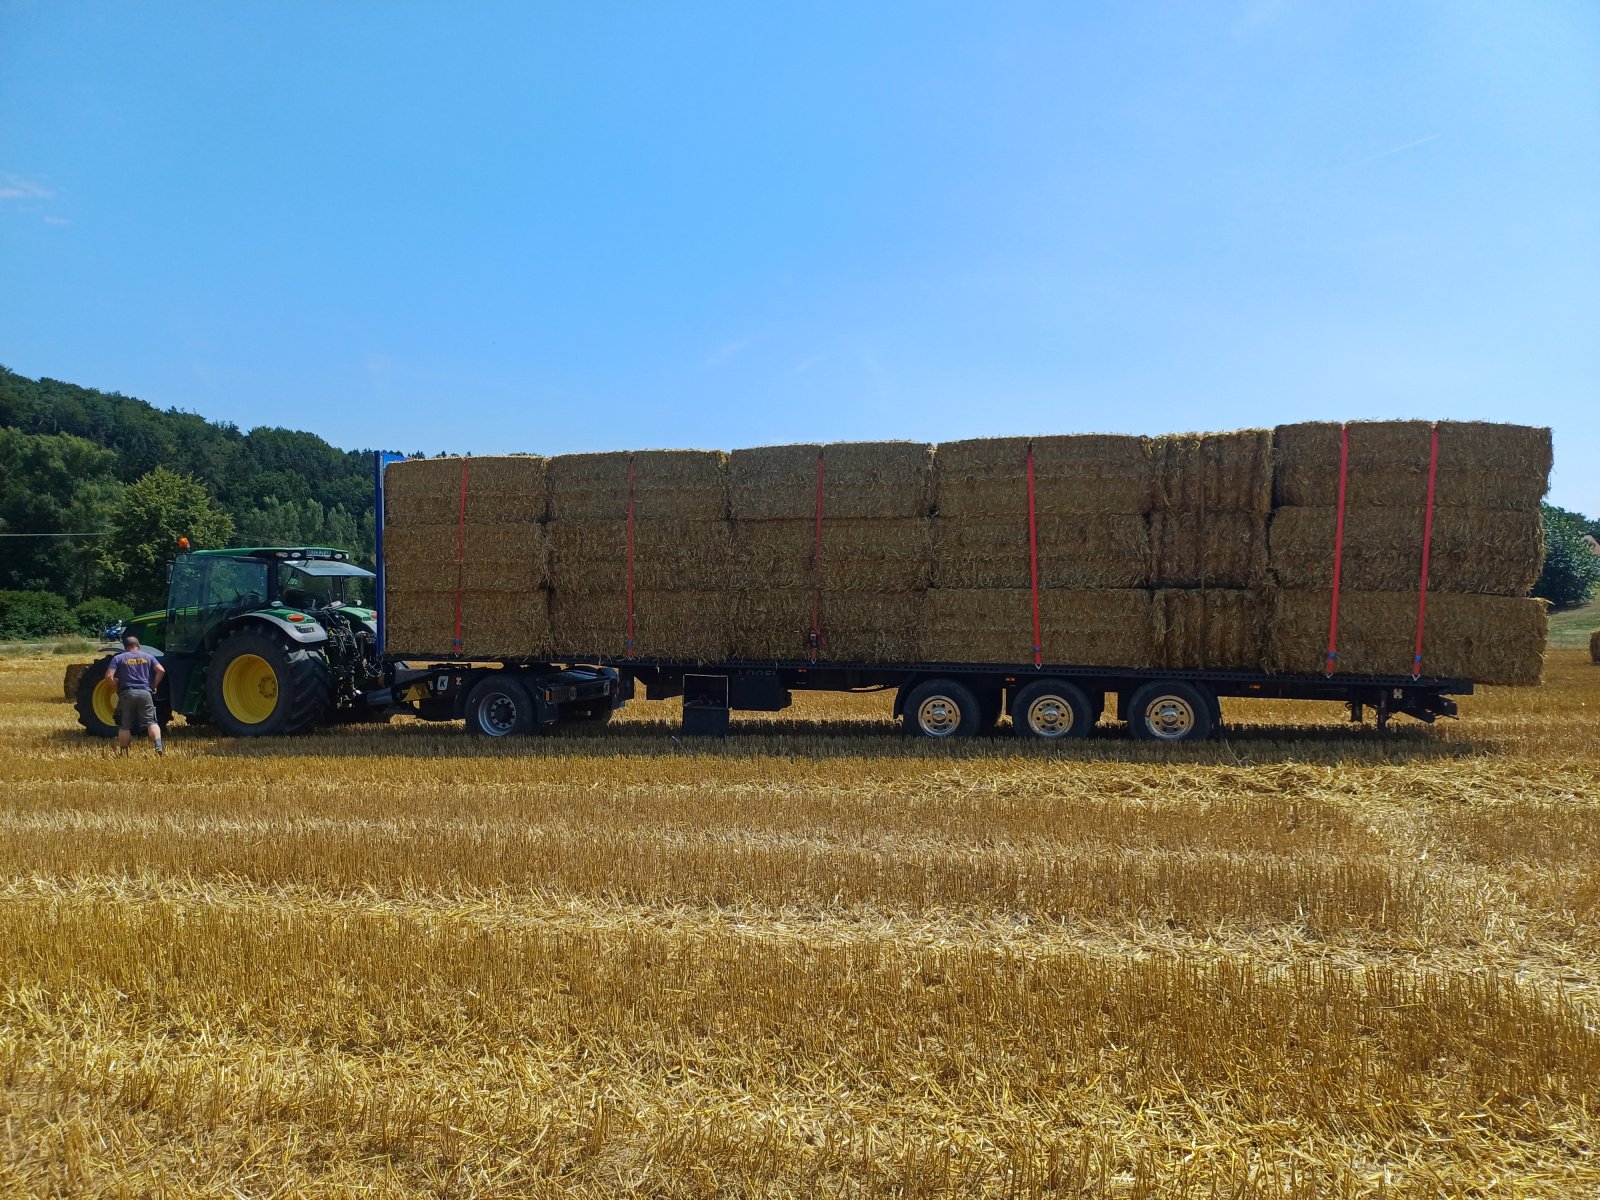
top-left (117, 688), bottom-right (157, 733)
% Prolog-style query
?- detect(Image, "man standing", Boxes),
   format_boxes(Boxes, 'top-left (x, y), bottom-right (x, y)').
top-left (105, 634), bottom-right (165, 756)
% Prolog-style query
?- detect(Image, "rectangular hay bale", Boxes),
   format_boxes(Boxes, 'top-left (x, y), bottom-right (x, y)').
top-left (919, 589), bottom-right (1157, 667)
top-left (385, 455), bottom-right (547, 525)
top-left (1152, 430), bottom-right (1273, 514)
top-left (549, 588), bottom-right (731, 662)
top-left (728, 442), bottom-right (933, 521)
top-left (934, 435), bottom-right (1155, 518)
top-left (1153, 589), bottom-right (1270, 671)
top-left (1269, 590), bottom-right (1546, 685)
top-left (547, 520), bottom-right (731, 592)
top-left (1273, 422), bottom-right (1552, 510)
top-left (932, 513), bottom-right (1151, 589)
top-left (384, 522), bottom-right (548, 593)
top-left (385, 588), bottom-right (550, 660)
top-left (1150, 510), bottom-right (1268, 589)
top-left (546, 450), bottom-right (728, 522)
top-left (1269, 506), bottom-right (1543, 595)
top-left (729, 590), bottom-right (921, 662)
top-left (730, 518), bottom-right (931, 592)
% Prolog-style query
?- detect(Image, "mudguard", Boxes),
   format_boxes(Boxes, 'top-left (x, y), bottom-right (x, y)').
top-left (235, 612), bottom-right (330, 647)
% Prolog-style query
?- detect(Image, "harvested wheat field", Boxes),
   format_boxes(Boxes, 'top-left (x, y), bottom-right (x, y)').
top-left (2, 650), bottom-right (1598, 1198)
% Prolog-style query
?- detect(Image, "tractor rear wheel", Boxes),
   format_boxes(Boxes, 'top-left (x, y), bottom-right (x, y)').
top-left (206, 630), bottom-right (333, 737)
top-left (74, 656), bottom-right (120, 737)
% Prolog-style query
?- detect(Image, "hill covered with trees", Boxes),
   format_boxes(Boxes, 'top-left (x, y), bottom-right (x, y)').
top-left (0, 366), bottom-right (390, 625)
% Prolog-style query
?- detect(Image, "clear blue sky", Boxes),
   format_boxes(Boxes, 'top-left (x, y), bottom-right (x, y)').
top-left (3, 1), bottom-right (1597, 513)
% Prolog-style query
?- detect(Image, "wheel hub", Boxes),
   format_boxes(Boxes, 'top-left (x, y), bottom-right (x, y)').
top-left (1027, 696), bottom-right (1074, 737)
top-left (481, 693), bottom-right (519, 735)
top-left (916, 696), bottom-right (962, 737)
top-left (221, 653), bottom-right (280, 725)
top-left (1144, 696), bottom-right (1195, 739)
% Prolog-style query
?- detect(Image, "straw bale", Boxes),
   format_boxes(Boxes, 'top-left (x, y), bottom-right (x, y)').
top-left (932, 514), bottom-right (1151, 589)
top-left (730, 590), bottom-right (920, 662)
top-left (728, 442), bottom-right (933, 521)
top-left (1269, 506), bottom-right (1543, 595)
top-left (385, 589), bottom-right (550, 660)
top-left (547, 520), bottom-right (730, 592)
top-left (1153, 589), bottom-right (1270, 670)
top-left (549, 589), bottom-right (730, 662)
top-left (1150, 510), bottom-right (1268, 589)
top-left (1153, 430), bottom-right (1272, 513)
top-left (919, 589), bottom-right (1157, 667)
top-left (385, 456), bottom-right (547, 525)
top-left (546, 450), bottom-right (728, 521)
top-left (1273, 421), bottom-right (1552, 510)
top-left (934, 435), bottom-right (1154, 518)
top-left (384, 522), bottom-right (548, 593)
top-left (730, 519), bottom-right (931, 593)
top-left (1268, 590), bottom-right (1546, 685)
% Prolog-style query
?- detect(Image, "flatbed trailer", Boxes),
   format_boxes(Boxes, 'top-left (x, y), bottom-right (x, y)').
top-left (369, 454), bottom-right (1472, 742)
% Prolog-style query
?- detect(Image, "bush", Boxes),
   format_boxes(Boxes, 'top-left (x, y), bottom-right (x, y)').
top-left (1533, 505), bottom-right (1600, 610)
top-left (0, 590), bottom-right (75, 640)
top-left (72, 597), bottom-right (134, 637)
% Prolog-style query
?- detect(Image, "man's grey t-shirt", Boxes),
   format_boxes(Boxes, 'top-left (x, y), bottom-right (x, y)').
top-left (110, 649), bottom-right (156, 692)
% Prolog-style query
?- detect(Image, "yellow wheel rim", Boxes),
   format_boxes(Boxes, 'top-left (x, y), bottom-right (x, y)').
top-left (221, 653), bottom-right (280, 724)
top-left (92, 676), bottom-right (118, 727)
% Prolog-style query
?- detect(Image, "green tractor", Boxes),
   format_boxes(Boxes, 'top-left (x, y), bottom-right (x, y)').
top-left (75, 546), bottom-right (382, 738)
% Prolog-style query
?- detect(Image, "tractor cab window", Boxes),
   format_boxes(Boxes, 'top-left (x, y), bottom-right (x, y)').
top-left (169, 558), bottom-right (206, 614)
top-left (207, 558), bottom-right (269, 610)
top-left (278, 565), bottom-right (366, 609)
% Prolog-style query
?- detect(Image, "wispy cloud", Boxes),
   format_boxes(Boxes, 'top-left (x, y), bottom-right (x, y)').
top-left (0, 174), bottom-right (54, 201)
top-left (42, 215), bottom-right (70, 226)
top-left (705, 337), bottom-right (754, 367)
top-left (792, 354), bottom-right (828, 375)
top-left (1334, 133), bottom-right (1441, 172)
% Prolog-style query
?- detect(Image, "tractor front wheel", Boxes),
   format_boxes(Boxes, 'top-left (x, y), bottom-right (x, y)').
top-left (206, 630), bottom-right (333, 737)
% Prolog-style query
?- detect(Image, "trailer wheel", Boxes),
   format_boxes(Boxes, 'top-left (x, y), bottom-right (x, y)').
top-left (1010, 679), bottom-right (1094, 740)
top-left (1127, 681), bottom-right (1215, 743)
top-left (464, 675), bottom-right (536, 737)
top-left (902, 678), bottom-right (981, 739)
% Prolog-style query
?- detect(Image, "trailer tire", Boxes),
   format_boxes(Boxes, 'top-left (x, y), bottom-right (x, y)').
top-left (1127, 681), bottom-right (1215, 743)
top-left (464, 675), bottom-right (536, 737)
top-left (1011, 679), bottom-right (1094, 740)
top-left (902, 678), bottom-right (982, 739)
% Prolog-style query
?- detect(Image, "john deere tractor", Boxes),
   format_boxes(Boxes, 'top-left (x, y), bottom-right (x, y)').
top-left (75, 546), bottom-right (382, 738)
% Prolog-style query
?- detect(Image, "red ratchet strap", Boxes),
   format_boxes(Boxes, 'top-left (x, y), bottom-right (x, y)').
top-left (625, 455), bottom-right (637, 658)
top-left (1026, 444), bottom-right (1042, 668)
top-left (1412, 423), bottom-right (1440, 678)
top-left (1325, 424), bottom-right (1349, 676)
top-left (453, 457), bottom-right (470, 655)
top-left (809, 449), bottom-right (825, 662)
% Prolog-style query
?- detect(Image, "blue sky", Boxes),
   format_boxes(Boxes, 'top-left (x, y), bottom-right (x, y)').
top-left (3, 1), bottom-right (1597, 512)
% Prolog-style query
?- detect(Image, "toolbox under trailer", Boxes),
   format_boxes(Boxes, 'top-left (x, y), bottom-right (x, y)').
top-left (370, 455), bottom-right (1472, 743)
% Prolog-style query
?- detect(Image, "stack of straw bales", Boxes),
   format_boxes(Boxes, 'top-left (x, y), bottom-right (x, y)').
top-left (1267, 422), bottom-right (1550, 684)
top-left (383, 456), bottom-right (549, 658)
top-left (545, 451), bottom-right (729, 661)
top-left (380, 420), bottom-right (1550, 685)
top-left (728, 443), bottom-right (932, 661)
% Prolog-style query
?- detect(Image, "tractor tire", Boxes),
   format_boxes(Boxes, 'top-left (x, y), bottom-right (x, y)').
top-left (206, 630), bottom-right (333, 737)
top-left (75, 656), bottom-right (120, 738)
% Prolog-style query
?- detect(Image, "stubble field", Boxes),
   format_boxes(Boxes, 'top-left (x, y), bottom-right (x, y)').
top-left (1, 650), bottom-right (1597, 1198)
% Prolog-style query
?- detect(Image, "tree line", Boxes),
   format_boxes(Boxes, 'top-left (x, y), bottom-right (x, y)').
top-left (1, 363), bottom-right (1596, 637)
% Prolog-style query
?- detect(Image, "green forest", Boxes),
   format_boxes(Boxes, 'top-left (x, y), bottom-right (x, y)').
top-left (0, 366), bottom-right (394, 633)
top-left (1, 364), bottom-right (1596, 639)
